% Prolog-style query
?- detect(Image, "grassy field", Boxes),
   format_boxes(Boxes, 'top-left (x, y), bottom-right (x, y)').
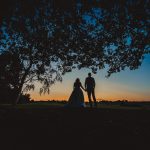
top-left (1, 100), bottom-right (150, 109)
top-left (0, 102), bottom-right (150, 149)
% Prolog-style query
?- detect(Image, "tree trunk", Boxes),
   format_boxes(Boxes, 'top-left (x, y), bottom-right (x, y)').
top-left (12, 62), bottom-right (32, 106)
top-left (13, 85), bottom-right (23, 106)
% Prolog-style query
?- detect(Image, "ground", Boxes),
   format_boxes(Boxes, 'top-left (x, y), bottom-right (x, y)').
top-left (0, 103), bottom-right (150, 149)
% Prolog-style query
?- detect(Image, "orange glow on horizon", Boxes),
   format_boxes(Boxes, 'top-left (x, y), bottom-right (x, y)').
top-left (30, 92), bottom-right (150, 102)
top-left (28, 68), bottom-right (150, 102)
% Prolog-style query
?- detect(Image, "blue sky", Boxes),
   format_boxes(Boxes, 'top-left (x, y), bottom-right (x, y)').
top-left (30, 54), bottom-right (150, 101)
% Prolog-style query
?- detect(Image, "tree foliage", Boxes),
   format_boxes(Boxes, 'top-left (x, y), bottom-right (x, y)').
top-left (79, 0), bottom-right (150, 75)
top-left (0, 0), bottom-right (150, 103)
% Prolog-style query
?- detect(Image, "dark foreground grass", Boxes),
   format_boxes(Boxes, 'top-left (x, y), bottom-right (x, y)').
top-left (1, 101), bottom-right (150, 110)
top-left (0, 103), bottom-right (150, 150)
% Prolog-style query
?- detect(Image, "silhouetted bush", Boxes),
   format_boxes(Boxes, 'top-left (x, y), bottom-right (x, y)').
top-left (18, 94), bottom-right (31, 104)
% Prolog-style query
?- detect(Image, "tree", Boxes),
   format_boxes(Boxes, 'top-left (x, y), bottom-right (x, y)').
top-left (0, 35), bottom-right (64, 105)
top-left (0, 0), bottom-right (150, 104)
top-left (0, 52), bottom-right (18, 104)
top-left (0, 52), bottom-right (31, 104)
top-left (0, 0), bottom-right (79, 104)
top-left (76, 0), bottom-right (150, 76)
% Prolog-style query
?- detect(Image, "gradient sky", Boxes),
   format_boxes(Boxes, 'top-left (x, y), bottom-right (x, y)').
top-left (1, 3), bottom-right (149, 102)
top-left (29, 54), bottom-right (150, 102)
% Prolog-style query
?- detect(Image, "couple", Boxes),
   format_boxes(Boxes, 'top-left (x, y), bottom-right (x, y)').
top-left (66, 73), bottom-right (97, 108)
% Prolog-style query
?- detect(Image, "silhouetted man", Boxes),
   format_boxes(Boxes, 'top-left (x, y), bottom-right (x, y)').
top-left (85, 73), bottom-right (97, 108)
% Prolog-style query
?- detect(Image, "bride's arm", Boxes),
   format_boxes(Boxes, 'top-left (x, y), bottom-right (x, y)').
top-left (73, 83), bottom-right (75, 89)
top-left (80, 83), bottom-right (86, 91)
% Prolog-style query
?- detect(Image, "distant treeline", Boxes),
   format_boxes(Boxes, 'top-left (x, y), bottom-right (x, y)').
top-left (100, 100), bottom-right (150, 107)
top-left (30, 100), bottom-right (150, 106)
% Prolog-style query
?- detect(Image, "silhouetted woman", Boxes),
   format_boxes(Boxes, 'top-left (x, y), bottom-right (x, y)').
top-left (65, 78), bottom-right (85, 107)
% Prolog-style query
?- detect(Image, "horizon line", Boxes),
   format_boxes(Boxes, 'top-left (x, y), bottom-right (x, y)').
top-left (31, 99), bottom-right (150, 102)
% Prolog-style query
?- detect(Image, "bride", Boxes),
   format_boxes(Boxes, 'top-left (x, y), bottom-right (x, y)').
top-left (65, 78), bottom-right (85, 108)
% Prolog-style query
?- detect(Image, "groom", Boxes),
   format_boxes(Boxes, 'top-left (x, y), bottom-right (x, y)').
top-left (85, 73), bottom-right (97, 108)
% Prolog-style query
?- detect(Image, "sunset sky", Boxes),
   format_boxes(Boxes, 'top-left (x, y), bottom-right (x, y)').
top-left (1, 1), bottom-right (149, 103)
top-left (29, 54), bottom-right (150, 102)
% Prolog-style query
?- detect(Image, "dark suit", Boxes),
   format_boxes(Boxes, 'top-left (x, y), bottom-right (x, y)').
top-left (85, 77), bottom-right (97, 107)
